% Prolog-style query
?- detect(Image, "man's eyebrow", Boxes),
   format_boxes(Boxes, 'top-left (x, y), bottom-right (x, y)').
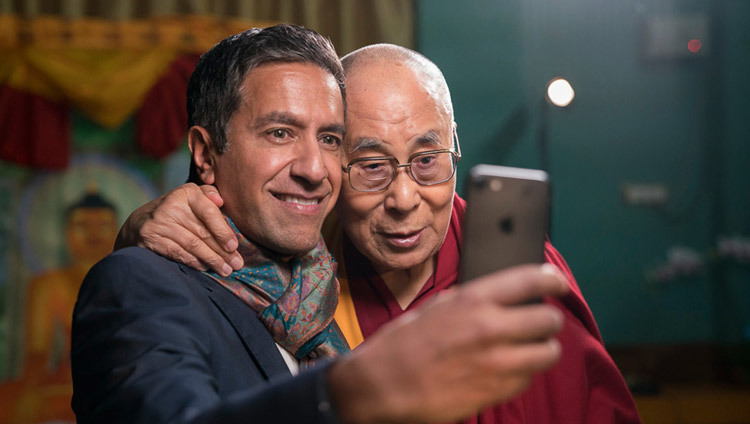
top-left (320, 124), bottom-right (346, 136)
top-left (253, 112), bottom-right (304, 130)
top-left (253, 112), bottom-right (344, 136)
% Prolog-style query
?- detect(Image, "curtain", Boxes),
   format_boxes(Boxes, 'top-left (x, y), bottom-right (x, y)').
top-left (0, 0), bottom-right (414, 168)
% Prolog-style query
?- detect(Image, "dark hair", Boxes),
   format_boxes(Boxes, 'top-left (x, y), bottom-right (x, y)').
top-left (186, 24), bottom-right (345, 183)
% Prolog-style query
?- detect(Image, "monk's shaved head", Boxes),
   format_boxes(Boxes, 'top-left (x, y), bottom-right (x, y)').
top-left (342, 44), bottom-right (454, 120)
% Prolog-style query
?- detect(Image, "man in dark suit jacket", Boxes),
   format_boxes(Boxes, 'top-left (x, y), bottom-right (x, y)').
top-left (72, 24), bottom-right (351, 423)
top-left (72, 24), bottom-right (571, 423)
top-left (73, 247), bottom-right (338, 423)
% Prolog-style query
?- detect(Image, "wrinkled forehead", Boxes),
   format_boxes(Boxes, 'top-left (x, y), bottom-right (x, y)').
top-left (343, 64), bottom-right (452, 155)
top-left (346, 62), bottom-right (450, 118)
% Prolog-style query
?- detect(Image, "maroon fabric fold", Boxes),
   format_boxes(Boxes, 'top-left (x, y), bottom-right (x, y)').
top-left (0, 84), bottom-right (71, 169)
top-left (135, 54), bottom-right (200, 158)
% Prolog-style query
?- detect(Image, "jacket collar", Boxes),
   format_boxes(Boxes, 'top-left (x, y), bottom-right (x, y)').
top-left (181, 263), bottom-right (291, 381)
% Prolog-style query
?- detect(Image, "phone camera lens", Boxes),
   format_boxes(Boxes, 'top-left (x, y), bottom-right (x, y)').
top-left (489, 179), bottom-right (503, 192)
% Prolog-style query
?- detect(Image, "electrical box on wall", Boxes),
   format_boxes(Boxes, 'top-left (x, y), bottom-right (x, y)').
top-left (641, 14), bottom-right (709, 60)
top-left (621, 183), bottom-right (669, 207)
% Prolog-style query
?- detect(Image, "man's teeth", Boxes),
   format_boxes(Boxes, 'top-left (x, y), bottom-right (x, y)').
top-left (279, 195), bottom-right (318, 205)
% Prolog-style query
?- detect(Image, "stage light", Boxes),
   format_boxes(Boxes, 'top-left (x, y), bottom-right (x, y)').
top-left (545, 78), bottom-right (575, 108)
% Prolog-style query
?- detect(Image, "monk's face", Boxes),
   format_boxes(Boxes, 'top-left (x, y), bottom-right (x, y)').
top-left (336, 62), bottom-right (456, 273)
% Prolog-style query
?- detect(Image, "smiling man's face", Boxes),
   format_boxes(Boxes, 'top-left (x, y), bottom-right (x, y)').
top-left (195, 62), bottom-right (345, 255)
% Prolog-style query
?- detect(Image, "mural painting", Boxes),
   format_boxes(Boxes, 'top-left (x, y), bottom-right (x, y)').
top-left (0, 154), bottom-right (157, 423)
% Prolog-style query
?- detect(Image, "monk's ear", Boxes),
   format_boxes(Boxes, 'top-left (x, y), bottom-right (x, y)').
top-left (188, 126), bottom-right (216, 185)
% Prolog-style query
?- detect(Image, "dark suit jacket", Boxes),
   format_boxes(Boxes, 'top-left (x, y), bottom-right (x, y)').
top-left (71, 247), bottom-right (339, 423)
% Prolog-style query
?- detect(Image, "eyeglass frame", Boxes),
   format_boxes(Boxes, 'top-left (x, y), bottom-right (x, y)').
top-left (341, 128), bottom-right (462, 192)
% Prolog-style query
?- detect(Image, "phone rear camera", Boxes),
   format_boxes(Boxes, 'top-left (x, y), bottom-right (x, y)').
top-left (489, 179), bottom-right (503, 192)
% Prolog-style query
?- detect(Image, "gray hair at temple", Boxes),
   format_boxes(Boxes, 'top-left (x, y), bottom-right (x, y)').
top-left (186, 24), bottom-right (345, 184)
top-left (341, 43), bottom-right (454, 121)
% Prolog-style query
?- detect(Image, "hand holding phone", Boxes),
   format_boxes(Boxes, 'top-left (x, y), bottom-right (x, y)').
top-left (460, 165), bottom-right (550, 283)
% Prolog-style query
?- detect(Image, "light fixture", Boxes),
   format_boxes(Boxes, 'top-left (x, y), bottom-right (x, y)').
top-left (538, 76), bottom-right (576, 173)
top-left (536, 77), bottom-right (575, 239)
top-left (545, 78), bottom-right (575, 108)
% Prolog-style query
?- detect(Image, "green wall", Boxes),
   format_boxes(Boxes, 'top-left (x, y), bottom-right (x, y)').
top-left (418, 0), bottom-right (750, 345)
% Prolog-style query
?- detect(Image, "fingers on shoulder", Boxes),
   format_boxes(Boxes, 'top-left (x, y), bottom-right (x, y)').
top-left (159, 184), bottom-right (226, 241)
top-left (187, 187), bottom-right (235, 251)
top-left (199, 184), bottom-right (224, 207)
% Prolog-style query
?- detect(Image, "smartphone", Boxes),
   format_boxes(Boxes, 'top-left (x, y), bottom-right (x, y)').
top-left (460, 164), bottom-right (550, 282)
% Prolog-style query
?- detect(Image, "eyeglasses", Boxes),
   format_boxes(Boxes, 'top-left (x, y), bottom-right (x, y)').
top-left (342, 129), bottom-right (462, 192)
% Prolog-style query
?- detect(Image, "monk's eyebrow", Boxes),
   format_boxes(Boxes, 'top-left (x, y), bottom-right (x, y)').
top-left (412, 130), bottom-right (443, 148)
top-left (253, 112), bottom-right (304, 130)
top-left (349, 137), bottom-right (391, 155)
top-left (348, 130), bottom-right (444, 155)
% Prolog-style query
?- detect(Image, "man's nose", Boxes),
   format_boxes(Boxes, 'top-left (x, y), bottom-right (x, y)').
top-left (290, 135), bottom-right (328, 185)
top-left (384, 168), bottom-right (420, 213)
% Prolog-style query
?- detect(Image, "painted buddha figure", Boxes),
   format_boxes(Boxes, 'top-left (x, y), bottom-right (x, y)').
top-left (1, 189), bottom-right (118, 423)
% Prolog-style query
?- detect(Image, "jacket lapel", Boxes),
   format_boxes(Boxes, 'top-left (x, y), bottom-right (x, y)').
top-left (186, 265), bottom-right (291, 382)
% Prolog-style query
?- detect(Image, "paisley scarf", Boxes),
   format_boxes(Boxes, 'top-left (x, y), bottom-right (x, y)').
top-left (206, 216), bottom-right (349, 365)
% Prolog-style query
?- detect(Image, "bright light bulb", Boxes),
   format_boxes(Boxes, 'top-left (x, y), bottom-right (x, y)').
top-left (546, 78), bottom-right (575, 107)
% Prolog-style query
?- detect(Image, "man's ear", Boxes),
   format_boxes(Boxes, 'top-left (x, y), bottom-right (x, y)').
top-left (188, 126), bottom-right (216, 185)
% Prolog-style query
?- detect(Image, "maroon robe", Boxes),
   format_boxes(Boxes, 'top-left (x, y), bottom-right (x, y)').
top-left (342, 193), bottom-right (641, 423)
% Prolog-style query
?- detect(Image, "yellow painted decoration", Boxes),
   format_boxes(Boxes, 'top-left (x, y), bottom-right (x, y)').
top-left (0, 15), bottom-right (275, 127)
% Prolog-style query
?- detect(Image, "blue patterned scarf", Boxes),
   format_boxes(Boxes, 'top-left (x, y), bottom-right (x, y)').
top-left (206, 216), bottom-right (349, 365)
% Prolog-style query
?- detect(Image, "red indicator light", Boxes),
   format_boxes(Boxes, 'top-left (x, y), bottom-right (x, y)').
top-left (688, 38), bottom-right (702, 53)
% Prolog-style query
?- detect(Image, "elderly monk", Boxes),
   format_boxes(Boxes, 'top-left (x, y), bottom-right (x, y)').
top-left (117, 44), bottom-right (640, 423)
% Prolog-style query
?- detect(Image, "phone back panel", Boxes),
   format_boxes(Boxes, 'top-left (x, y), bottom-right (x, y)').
top-left (460, 165), bottom-right (549, 282)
